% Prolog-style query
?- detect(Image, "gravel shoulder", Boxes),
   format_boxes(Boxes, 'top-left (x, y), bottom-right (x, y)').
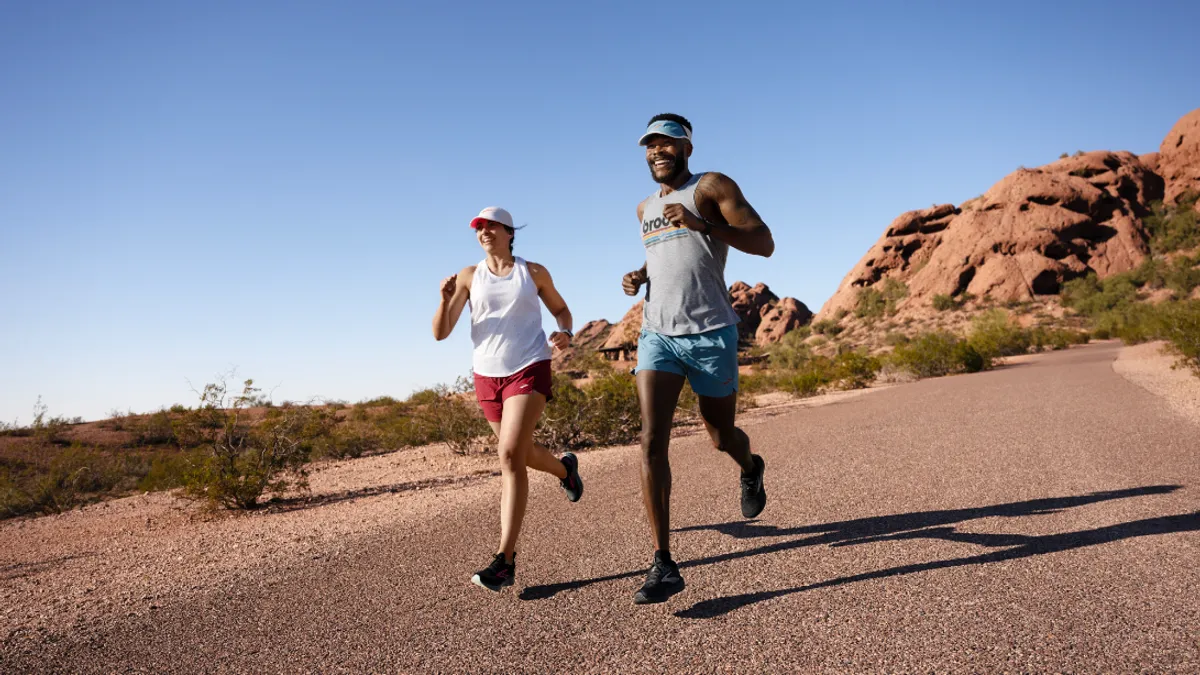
top-left (1112, 340), bottom-right (1200, 427)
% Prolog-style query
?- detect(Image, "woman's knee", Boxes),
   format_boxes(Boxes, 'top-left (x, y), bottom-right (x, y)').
top-left (498, 442), bottom-right (526, 471)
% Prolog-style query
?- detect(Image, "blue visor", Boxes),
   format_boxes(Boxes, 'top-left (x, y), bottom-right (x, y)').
top-left (638, 120), bottom-right (692, 145)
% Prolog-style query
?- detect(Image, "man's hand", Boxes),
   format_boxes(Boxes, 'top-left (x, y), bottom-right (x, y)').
top-left (439, 274), bottom-right (457, 303)
top-left (548, 331), bottom-right (571, 352)
top-left (663, 203), bottom-right (705, 232)
top-left (622, 268), bottom-right (647, 296)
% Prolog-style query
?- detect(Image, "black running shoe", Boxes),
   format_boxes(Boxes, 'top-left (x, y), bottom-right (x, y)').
top-left (471, 553), bottom-right (515, 592)
top-left (559, 453), bottom-right (583, 502)
top-left (740, 454), bottom-right (767, 518)
top-left (633, 552), bottom-right (685, 605)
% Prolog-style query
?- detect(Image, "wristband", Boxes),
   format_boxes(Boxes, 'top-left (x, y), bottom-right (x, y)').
top-left (561, 329), bottom-right (573, 338)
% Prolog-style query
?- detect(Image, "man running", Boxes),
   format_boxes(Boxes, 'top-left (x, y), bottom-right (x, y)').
top-left (622, 113), bottom-right (775, 604)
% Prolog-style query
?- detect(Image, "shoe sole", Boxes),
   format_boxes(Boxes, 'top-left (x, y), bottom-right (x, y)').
top-left (471, 574), bottom-right (513, 592)
top-left (633, 579), bottom-right (686, 605)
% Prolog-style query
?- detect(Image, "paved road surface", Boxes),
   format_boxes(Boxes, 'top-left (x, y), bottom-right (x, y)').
top-left (5, 343), bottom-right (1199, 672)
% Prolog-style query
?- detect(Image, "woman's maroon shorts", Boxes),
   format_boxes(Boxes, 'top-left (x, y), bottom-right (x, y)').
top-left (473, 360), bottom-right (553, 422)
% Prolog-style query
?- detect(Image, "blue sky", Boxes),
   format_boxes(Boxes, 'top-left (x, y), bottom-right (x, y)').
top-left (1, 0), bottom-right (1196, 423)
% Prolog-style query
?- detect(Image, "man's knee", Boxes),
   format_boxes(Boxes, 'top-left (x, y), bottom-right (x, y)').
top-left (641, 426), bottom-right (671, 462)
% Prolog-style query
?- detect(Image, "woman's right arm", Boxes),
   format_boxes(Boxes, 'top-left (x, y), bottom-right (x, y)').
top-left (432, 266), bottom-right (473, 340)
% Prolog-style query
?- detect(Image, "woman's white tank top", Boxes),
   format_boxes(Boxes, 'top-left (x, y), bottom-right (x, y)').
top-left (469, 257), bottom-right (551, 377)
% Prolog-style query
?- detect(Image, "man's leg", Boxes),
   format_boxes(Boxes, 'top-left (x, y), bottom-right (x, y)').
top-left (698, 392), bottom-right (767, 519)
top-left (636, 369), bottom-right (685, 554)
top-left (697, 392), bottom-right (755, 472)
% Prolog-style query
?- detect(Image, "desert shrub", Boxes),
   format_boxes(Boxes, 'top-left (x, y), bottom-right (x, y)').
top-left (738, 371), bottom-right (776, 396)
top-left (1, 446), bottom-right (125, 517)
top-left (406, 379), bottom-right (492, 455)
top-left (932, 294), bottom-right (957, 311)
top-left (133, 409), bottom-right (177, 446)
top-left (362, 395), bottom-right (401, 407)
top-left (537, 371), bottom-right (641, 450)
top-left (27, 397), bottom-right (77, 445)
top-left (777, 358), bottom-right (834, 397)
top-left (312, 421), bottom-right (382, 459)
top-left (767, 329), bottom-right (816, 369)
top-left (537, 375), bottom-right (592, 449)
top-left (888, 331), bottom-right (991, 378)
top-left (884, 331), bottom-right (911, 347)
top-left (1061, 273), bottom-right (1140, 317)
top-left (811, 318), bottom-right (843, 336)
top-left (1090, 303), bottom-right (1161, 344)
top-left (1028, 327), bottom-right (1091, 352)
top-left (136, 449), bottom-right (202, 492)
top-left (1155, 300), bottom-right (1200, 376)
top-left (832, 350), bottom-right (881, 389)
top-left (856, 279), bottom-right (908, 319)
top-left (178, 379), bottom-right (336, 509)
top-left (1144, 193), bottom-right (1200, 255)
top-left (579, 370), bottom-right (641, 446)
top-left (967, 309), bottom-right (1031, 359)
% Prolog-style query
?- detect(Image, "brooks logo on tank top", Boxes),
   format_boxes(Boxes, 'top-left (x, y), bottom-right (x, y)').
top-left (640, 173), bottom-right (740, 336)
top-left (469, 257), bottom-right (551, 377)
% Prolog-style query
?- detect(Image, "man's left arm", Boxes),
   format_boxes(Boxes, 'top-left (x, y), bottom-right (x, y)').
top-left (689, 172), bottom-right (775, 257)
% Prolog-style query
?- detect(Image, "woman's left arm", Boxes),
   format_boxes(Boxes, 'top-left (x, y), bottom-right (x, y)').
top-left (528, 262), bottom-right (573, 352)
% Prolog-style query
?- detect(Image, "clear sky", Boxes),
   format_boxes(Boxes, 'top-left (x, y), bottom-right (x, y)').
top-left (1, 0), bottom-right (1196, 423)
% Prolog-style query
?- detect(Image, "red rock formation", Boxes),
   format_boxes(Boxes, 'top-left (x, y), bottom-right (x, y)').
top-left (756, 298), bottom-right (813, 346)
top-left (817, 151), bottom-right (1163, 318)
top-left (1159, 108), bottom-right (1200, 205)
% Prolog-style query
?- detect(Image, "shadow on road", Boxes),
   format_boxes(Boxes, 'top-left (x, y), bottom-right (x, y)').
top-left (677, 510), bottom-right (1200, 619)
top-left (259, 470), bottom-right (501, 514)
top-left (519, 485), bottom-right (1187, 607)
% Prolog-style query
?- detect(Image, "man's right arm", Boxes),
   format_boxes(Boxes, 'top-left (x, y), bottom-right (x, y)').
top-left (623, 201), bottom-right (649, 296)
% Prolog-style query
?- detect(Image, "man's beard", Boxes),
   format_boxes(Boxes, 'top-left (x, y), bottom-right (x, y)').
top-left (648, 157), bottom-right (687, 185)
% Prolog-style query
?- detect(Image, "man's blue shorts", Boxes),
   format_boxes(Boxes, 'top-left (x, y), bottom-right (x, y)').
top-left (635, 324), bottom-right (739, 398)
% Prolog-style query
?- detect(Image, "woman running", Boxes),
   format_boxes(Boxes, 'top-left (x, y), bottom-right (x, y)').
top-left (432, 206), bottom-right (584, 591)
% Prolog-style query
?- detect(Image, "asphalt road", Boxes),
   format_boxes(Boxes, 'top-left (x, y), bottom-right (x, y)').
top-left (5, 342), bottom-right (1199, 673)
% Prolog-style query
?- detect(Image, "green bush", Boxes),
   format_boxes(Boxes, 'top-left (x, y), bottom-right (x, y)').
top-left (778, 369), bottom-right (832, 397)
top-left (767, 329), bottom-right (816, 369)
top-left (1155, 300), bottom-right (1200, 375)
top-left (1144, 193), bottom-right (1200, 255)
top-left (1061, 273), bottom-right (1139, 316)
top-left (178, 379), bottom-right (336, 509)
top-left (932, 294), bottom-right (956, 311)
top-left (832, 351), bottom-right (881, 389)
top-left (888, 331), bottom-right (992, 378)
top-left (967, 309), bottom-right (1031, 359)
top-left (536, 371), bottom-right (641, 450)
top-left (407, 380), bottom-right (492, 455)
top-left (856, 279), bottom-right (908, 319)
top-left (811, 319), bottom-right (843, 336)
top-left (0, 446), bottom-right (125, 517)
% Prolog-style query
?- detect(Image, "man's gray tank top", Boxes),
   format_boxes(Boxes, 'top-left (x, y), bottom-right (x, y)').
top-left (640, 172), bottom-right (740, 336)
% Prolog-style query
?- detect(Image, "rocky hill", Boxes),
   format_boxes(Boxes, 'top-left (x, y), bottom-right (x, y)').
top-left (813, 107), bottom-right (1200, 346)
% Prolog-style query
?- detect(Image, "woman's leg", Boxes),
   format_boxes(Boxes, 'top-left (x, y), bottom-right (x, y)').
top-left (487, 420), bottom-right (567, 480)
top-left (495, 393), bottom-right (547, 561)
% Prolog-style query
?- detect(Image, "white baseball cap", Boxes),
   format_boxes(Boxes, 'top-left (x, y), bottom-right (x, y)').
top-left (470, 206), bottom-right (514, 229)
